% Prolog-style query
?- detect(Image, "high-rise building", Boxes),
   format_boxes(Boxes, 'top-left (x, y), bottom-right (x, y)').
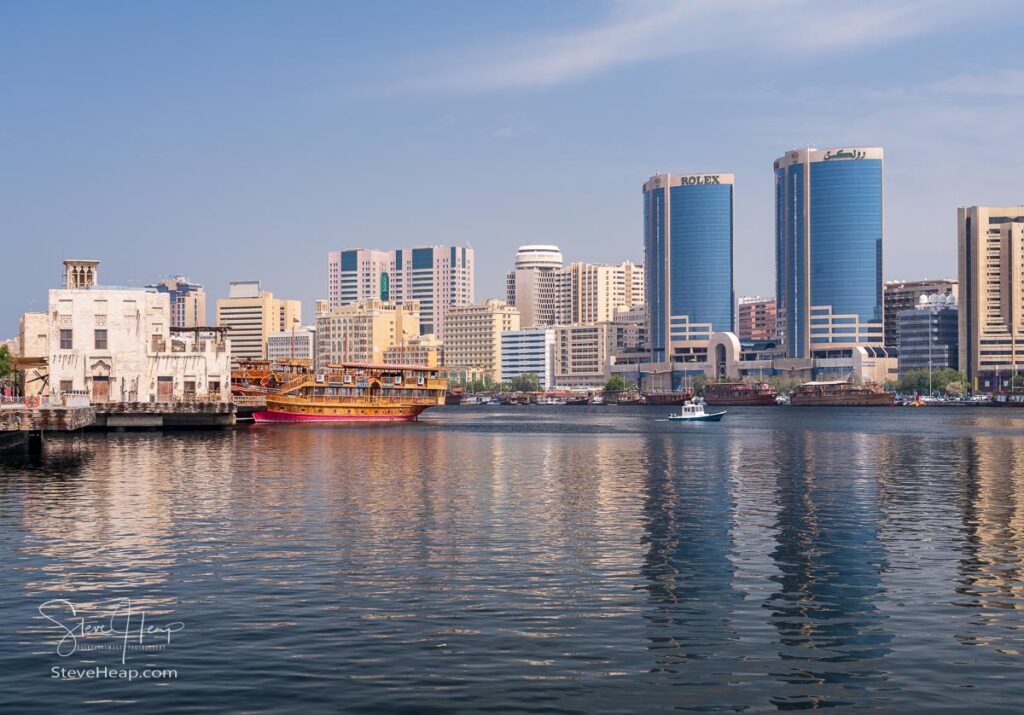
top-left (444, 300), bottom-right (520, 383)
top-left (327, 246), bottom-right (473, 339)
top-left (774, 147), bottom-right (885, 358)
top-left (958, 206), bottom-right (1024, 389)
top-left (643, 173), bottom-right (734, 362)
top-left (737, 296), bottom-right (777, 342)
top-left (897, 294), bottom-right (958, 377)
top-left (506, 245), bottom-right (565, 328)
top-left (501, 328), bottom-right (555, 389)
top-left (505, 246), bottom-right (643, 329)
top-left (883, 279), bottom-right (957, 348)
top-left (215, 281), bottom-right (301, 364)
top-left (316, 299), bottom-right (420, 366)
top-left (327, 248), bottom-right (392, 307)
top-left (564, 260), bottom-right (644, 325)
top-left (149, 276), bottom-right (207, 328)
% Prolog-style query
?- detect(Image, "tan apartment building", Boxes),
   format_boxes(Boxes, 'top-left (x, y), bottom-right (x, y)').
top-left (554, 323), bottom-right (611, 389)
top-left (564, 260), bottom-right (644, 324)
top-left (444, 300), bottom-right (520, 383)
top-left (215, 281), bottom-right (301, 363)
top-left (958, 206), bottom-right (1024, 390)
top-left (383, 333), bottom-right (442, 367)
top-left (316, 299), bottom-right (420, 366)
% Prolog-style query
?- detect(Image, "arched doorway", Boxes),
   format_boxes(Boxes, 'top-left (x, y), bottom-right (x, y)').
top-left (715, 343), bottom-right (727, 378)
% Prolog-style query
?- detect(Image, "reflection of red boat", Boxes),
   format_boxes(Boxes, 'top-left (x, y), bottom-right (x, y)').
top-left (642, 390), bottom-right (694, 406)
top-left (704, 381), bottom-right (777, 406)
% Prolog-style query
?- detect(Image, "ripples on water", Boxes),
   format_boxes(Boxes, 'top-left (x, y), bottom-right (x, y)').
top-left (1, 407), bottom-right (1024, 713)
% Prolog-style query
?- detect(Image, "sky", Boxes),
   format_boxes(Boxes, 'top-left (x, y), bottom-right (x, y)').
top-left (2, 0), bottom-right (1023, 333)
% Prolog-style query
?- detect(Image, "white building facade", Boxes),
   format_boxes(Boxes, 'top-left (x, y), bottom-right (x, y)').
top-left (267, 324), bottom-right (318, 367)
top-left (501, 329), bottom-right (555, 389)
top-left (46, 286), bottom-right (231, 403)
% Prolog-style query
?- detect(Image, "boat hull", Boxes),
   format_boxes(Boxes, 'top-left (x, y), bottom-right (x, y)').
top-left (254, 404), bottom-right (430, 423)
top-left (668, 411), bottom-right (727, 422)
top-left (704, 394), bottom-right (777, 406)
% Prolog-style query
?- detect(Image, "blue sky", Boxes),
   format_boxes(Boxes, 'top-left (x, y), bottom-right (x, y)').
top-left (2, 0), bottom-right (1022, 332)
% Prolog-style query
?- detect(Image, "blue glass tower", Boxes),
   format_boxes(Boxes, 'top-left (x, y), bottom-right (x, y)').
top-left (774, 148), bottom-right (884, 359)
top-left (643, 173), bottom-right (735, 363)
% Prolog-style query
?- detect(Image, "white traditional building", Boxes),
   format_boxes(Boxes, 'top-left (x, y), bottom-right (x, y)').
top-left (41, 260), bottom-right (232, 403)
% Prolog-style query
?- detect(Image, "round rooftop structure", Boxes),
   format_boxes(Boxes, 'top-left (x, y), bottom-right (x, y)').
top-left (514, 245), bottom-right (563, 270)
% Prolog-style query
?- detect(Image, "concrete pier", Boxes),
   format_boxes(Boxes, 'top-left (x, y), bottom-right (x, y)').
top-left (0, 398), bottom-right (96, 453)
top-left (91, 401), bottom-right (236, 429)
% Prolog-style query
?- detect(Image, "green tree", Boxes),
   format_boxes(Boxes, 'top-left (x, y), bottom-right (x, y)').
top-left (604, 375), bottom-right (630, 392)
top-left (0, 344), bottom-right (12, 384)
top-left (508, 373), bottom-right (541, 392)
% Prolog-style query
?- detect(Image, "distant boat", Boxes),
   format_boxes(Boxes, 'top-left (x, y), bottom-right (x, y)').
top-left (790, 377), bottom-right (894, 406)
top-left (991, 391), bottom-right (1024, 407)
top-left (643, 390), bottom-right (694, 406)
top-left (565, 396), bottom-right (591, 406)
top-left (703, 381), bottom-right (777, 406)
top-left (668, 400), bottom-right (727, 422)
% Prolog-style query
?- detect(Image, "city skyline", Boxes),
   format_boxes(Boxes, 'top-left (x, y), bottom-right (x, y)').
top-left (3, 1), bottom-right (1023, 333)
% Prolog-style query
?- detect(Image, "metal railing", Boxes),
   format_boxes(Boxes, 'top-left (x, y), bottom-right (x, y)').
top-left (0, 393), bottom-right (91, 409)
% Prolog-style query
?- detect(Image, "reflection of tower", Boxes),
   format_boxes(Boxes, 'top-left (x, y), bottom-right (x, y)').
top-left (954, 432), bottom-right (1024, 652)
top-left (764, 429), bottom-right (891, 705)
top-left (639, 434), bottom-right (742, 670)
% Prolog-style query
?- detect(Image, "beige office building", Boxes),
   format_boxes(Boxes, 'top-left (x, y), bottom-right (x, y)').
top-left (554, 323), bottom-right (612, 389)
top-left (444, 300), bottom-right (520, 383)
top-left (506, 244), bottom-right (644, 329)
top-left (958, 206), bottom-right (1024, 390)
top-left (215, 281), bottom-right (301, 363)
top-left (383, 333), bottom-right (443, 368)
top-left (316, 299), bottom-right (420, 366)
top-left (564, 260), bottom-right (644, 324)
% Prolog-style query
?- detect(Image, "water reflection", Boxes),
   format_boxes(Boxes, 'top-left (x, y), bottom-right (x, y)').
top-left (2, 409), bottom-right (1024, 712)
top-left (640, 434), bottom-right (741, 680)
top-left (955, 434), bottom-right (1024, 654)
top-left (764, 428), bottom-right (892, 709)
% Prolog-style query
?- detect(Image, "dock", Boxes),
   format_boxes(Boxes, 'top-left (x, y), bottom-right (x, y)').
top-left (0, 396), bottom-right (96, 452)
top-left (91, 401), bottom-right (236, 429)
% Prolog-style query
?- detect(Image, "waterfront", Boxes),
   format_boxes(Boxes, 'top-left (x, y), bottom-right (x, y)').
top-left (2, 407), bottom-right (1024, 712)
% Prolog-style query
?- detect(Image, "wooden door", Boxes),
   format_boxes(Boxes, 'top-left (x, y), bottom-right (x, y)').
top-left (157, 377), bottom-right (173, 402)
top-left (91, 377), bottom-right (109, 403)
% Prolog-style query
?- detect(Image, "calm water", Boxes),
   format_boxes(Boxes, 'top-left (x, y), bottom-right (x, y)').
top-left (2, 406), bottom-right (1024, 713)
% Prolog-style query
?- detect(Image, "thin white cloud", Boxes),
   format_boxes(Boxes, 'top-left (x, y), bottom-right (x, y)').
top-left (418, 0), bottom-right (1002, 92)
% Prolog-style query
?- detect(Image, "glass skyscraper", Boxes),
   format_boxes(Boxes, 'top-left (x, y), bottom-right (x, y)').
top-left (643, 173), bottom-right (734, 363)
top-left (774, 147), bottom-right (884, 359)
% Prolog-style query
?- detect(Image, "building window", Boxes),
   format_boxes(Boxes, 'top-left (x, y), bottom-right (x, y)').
top-left (60, 329), bottom-right (73, 349)
top-left (94, 329), bottom-right (108, 350)
top-left (60, 380), bottom-right (73, 393)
